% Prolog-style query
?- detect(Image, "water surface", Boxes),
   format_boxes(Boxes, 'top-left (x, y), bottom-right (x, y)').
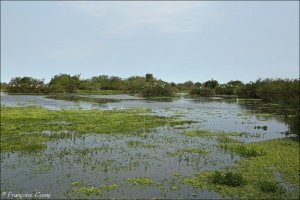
top-left (0, 93), bottom-right (289, 199)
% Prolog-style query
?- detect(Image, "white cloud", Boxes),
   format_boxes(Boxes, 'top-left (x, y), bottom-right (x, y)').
top-left (65, 1), bottom-right (216, 34)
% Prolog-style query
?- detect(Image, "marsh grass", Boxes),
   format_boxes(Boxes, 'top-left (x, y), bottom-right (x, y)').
top-left (182, 129), bottom-right (247, 137)
top-left (45, 94), bottom-right (119, 104)
top-left (183, 138), bottom-right (299, 199)
top-left (217, 135), bottom-right (243, 144)
top-left (218, 143), bottom-right (266, 158)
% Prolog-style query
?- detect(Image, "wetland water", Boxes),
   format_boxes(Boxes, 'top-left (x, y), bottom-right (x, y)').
top-left (0, 92), bottom-right (289, 199)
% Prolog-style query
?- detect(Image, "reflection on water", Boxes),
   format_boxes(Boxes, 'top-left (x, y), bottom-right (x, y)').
top-left (0, 92), bottom-right (289, 199)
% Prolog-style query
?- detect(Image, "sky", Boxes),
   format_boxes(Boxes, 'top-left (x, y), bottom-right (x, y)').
top-left (1, 1), bottom-right (299, 84)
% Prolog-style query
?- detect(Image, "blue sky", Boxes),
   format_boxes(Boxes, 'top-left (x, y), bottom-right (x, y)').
top-left (1, 1), bottom-right (299, 84)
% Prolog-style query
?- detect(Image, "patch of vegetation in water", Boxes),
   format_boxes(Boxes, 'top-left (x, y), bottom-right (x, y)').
top-left (258, 180), bottom-right (285, 194)
top-left (168, 119), bottom-right (197, 127)
top-left (217, 135), bottom-right (244, 144)
top-left (179, 148), bottom-right (210, 154)
top-left (182, 129), bottom-right (247, 137)
top-left (142, 143), bottom-right (158, 148)
top-left (238, 98), bottom-right (262, 101)
top-left (1, 106), bottom-right (190, 152)
top-left (174, 125), bottom-right (188, 130)
top-left (162, 136), bottom-right (174, 142)
top-left (70, 182), bottom-right (118, 198)
top-left (166, 151), bottom-right (178, 156)
top-left (236, 112), bottom-right (276, 118)
top-left (75, 89), bottom-right (124, 95)
top-left (127, 140), bottom-right (158, 148)
top-left (73, 186), bottom-right (104, 196)
top-left (166, 148), bottom-right (209, 156)
top-left (45, 94), bottom-right (119, 104)
top-left (254, 125), bottom-right (268, 130)
top-left (127, 140), bottom-right (141, 147)
top-left (146, 96), bottom-right (175, 102)
top-left (210, 171), bottom-right (245, 187)
top-left (255, 113), bottom-right (277, 117)
top-left (218, 143), bottom-right (266, 158)
top-left (182, 138), bottom-right (299, 199)
top-left (127, 177), bottom-right (155, 187)
top-left (99, 183), bottom-right (118, 190)
top-left (26, 100), bottom-right (37, 102)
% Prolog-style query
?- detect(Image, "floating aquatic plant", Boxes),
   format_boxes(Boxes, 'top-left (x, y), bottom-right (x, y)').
top-left (127, 177), bottom-right (154, 187)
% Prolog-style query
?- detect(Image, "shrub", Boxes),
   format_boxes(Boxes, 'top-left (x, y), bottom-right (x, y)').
top-left (210, 171), bottom-right (245, 187)
top-left (190, 87), bottom-right (215, 97)
top-left (6, 76), bottom-right (48, 93)
top-left (258, 180), bottom-right (283, 193)
top-left (141, 81), bottom-right (173, 97)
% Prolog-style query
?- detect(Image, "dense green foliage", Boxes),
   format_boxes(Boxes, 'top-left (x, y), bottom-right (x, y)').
top-left (258, 180), bottom-right (283, 193)
top-left (48, 74), bottom-right (81, 93)
top-left (210, 171), bottom-right (245, 187)
top-left (6, 76), bottom-right (49, 93)
top-left (3, 73), bottom-right (174, 97)
top-left (190, 87), bottom-right (215, 96)
top-left (141, 81), bottom-right (173, 97)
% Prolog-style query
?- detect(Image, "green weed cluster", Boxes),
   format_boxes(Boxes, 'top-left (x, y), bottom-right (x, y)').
top-left (127, 177), bottom-right (154, 187)
top-left (210, 171), bottom-right (245, 187)
top-left (218, 143), bottom-right (266, 158)
top-left (258, 180), bottom-right (283, 193)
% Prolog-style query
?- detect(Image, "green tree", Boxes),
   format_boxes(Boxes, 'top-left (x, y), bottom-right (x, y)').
top-left (194, 82), bottom-right (202, 88)
top-left (190, 87), bottom-right (215, 97)
top-left (109, 76), bottom-right (124, 90)
top-left (141, 81), bottom-right (173, 97)
top-left (216, 80), bottom-right (244, 96)
top-left (78, 79), bottom-right (95, 90)
top-left (91, 75), bottom-right (109, 90)
top-left (146, 73), bottom-right (154, 82)
top-left (49, 74), bottom-right (80, 93)
top-left (126, 76), bottom-right (147, 93)
top-left (7, 76), bottom-right (46, 93)
top-left (204, 79), bottom-right (219, 89)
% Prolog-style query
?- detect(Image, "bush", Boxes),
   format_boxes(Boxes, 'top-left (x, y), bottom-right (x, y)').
top-left (258, 180), bottom-right (283, 193)
top-left (190, 87), bottom-right (215, 97)
top-left (210, 171), bottom-right (245, 187)
top-left (48, 74), bottom-right (80, 93)
top-left (6, 76), bottom-right (49, 94)
top-left (141, 81), bottom-right (173, 97)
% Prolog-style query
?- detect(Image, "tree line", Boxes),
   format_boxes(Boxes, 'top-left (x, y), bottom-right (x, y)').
top-left (2, 74), bottom-right (298, 103)
top-left (1, 73), bottom-right (174, 97)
